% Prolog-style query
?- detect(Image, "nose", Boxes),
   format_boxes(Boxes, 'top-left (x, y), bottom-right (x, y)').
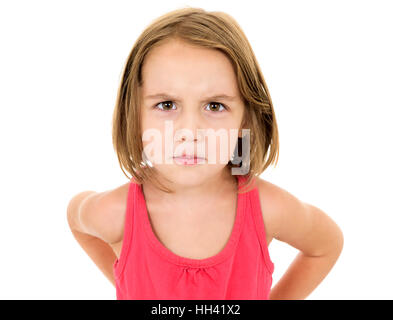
top-left (174, 108), bottom-right (203, 143)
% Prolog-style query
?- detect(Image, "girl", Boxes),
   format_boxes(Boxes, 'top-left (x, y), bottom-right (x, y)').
top-left (67, 7), bottom-right (344, 300)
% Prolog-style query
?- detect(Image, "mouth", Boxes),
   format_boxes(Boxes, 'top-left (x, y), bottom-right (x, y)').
top-left (172, 155), bottom-right (206, 165)
top-left (173, 155), bottom-right (205, 160)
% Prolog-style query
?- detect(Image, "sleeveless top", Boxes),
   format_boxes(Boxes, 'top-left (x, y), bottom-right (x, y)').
top-left (112, 175), bottom-right (274, 300)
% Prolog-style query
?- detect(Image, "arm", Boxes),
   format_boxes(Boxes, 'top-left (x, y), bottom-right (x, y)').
top-left (259, 181), bottom-right (344, 300)
top-left (66, 190), bottom-right (121, 288)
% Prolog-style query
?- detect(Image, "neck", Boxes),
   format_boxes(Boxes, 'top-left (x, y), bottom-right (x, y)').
top-left (142, 167), bottom-right (237, 209)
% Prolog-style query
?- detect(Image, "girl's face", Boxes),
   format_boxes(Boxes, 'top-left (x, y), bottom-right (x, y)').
top-left (140, 38), bottom-right (245, 186)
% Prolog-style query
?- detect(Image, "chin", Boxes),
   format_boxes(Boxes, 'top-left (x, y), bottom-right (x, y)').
top-left (154, 164), bottom-right (228, 185)
top-left (169, 166), bottom-right (207, 184)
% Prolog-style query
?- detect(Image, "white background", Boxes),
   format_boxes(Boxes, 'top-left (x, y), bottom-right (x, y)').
top-left (1, 0), bottom-right (392, 299)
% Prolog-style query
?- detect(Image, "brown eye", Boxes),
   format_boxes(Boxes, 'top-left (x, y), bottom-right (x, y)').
top-left (155, 101), bottom-right (176, 111)
top-left (206, 102), bottom-right (226, 112)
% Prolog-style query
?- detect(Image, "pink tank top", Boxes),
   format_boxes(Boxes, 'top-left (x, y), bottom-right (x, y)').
top-left (112, 174), bottom-right (274, 299)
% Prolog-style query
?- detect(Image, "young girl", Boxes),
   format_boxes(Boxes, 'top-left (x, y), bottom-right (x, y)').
top-left (67, 7), bottom-right (344, 300)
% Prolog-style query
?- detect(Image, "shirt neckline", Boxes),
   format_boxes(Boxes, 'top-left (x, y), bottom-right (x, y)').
top-left (135, 174), bottom-right (247, 268)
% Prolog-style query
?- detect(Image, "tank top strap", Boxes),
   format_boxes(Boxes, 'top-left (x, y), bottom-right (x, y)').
top-left (248, 177), bottom-right (275, 274)
top-left (113, 178), bottom-right (138, 280)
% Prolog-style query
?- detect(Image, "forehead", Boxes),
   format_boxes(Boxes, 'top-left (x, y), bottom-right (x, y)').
top-left (141, 39), bottom-right (240, 97)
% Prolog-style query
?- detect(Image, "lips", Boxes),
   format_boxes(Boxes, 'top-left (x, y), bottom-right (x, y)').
top-left (173, 155), bottom-right (205, 160)
top-left (173, 151), bottom-right (206, 159)
top-left (172, 153), bottom-right (207, 165)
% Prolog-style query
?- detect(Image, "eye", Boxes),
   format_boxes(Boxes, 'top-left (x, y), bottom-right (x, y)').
top-left (153, 101), bottom-right (228, 112)
top-left (205, 102), bottom-right (227, 112)
top-left (154, 101), bottom-right (177, 112)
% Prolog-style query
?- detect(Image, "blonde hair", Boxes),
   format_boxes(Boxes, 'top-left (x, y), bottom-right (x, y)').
top-left (112, 6), bottom-right (279, 194)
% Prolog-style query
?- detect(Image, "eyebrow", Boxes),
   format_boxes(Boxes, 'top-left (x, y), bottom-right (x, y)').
top-left (144, 93), bottom-right (237, 102)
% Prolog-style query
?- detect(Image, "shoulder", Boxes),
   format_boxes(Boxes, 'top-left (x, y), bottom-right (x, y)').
top-left (253, 176), bottom-right (307, 242)
top-left (67, 181), bottom-right (131, 244)
top-left (253, 176), bottom-right (344, 256)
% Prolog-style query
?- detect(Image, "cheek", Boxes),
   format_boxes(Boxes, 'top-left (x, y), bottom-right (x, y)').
top-left (140, 117), bottom-right (165, 161)
top-left (141, 112), bottom-right (165, 139)
top-left (204, 128), bottom-right (238, 164)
